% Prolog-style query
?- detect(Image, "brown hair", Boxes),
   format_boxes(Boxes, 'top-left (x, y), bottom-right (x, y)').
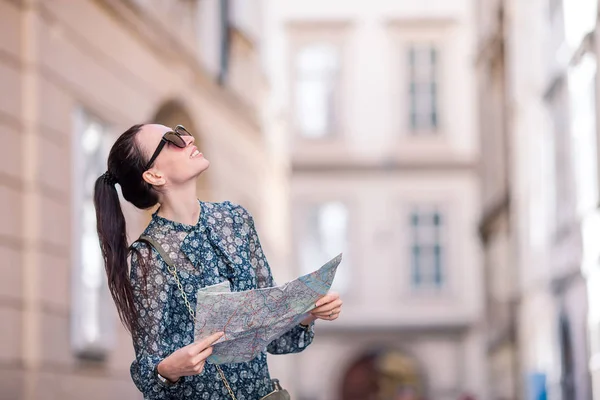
top-left (93, 124), bottom-right (159, 333)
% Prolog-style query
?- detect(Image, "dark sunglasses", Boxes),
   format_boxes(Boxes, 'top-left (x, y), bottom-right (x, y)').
top-left (144, 125), bottom-right (192, 170)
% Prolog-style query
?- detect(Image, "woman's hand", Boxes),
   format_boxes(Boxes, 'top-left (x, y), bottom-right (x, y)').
top-left (157, 332), bottom-right (224, 382)
top-left (301, 292), bottom-right (343, 325)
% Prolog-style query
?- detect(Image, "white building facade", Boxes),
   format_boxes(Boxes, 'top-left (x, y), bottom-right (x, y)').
top-left (262, 1), bottom-right (486, 399)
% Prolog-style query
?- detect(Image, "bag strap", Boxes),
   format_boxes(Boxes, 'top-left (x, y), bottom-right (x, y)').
top-left (138, 235), bottom-right (175, 267)
top-left (134, 236), bottom-right (238, 400)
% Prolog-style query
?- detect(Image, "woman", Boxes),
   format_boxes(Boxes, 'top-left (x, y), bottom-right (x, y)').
top-left (93, 123), bottom-right (343, 399)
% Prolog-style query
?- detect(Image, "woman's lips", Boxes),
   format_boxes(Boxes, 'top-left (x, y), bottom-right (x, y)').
top-left (190, 147), bottom-right (203, 158)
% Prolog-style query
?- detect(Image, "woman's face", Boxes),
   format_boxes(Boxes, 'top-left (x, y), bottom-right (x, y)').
top-left (138, 124), bottom-right (210, 186)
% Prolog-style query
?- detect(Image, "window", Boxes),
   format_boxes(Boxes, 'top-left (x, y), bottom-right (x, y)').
top-left (71, 109), bottom-right (115, 359)
top-left (299, 202), bottom-right (349, 294)
top-left (294, 44), bottom-right (340, 138)
top-left (407, 44), bottom-right (439, 132)
top-left (409, 207), bottom-right (445, 289)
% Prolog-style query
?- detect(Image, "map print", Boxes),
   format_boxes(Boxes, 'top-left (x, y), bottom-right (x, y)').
top-left (194, 253), bottom-right (342, 364)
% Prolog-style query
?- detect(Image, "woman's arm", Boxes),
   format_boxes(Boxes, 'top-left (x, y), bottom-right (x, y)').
top-left (129, 244), bottom-right (183, 399)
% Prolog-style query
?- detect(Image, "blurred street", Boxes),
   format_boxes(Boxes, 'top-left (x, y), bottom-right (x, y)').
top-left (1, 0), bottom-right (600, 399)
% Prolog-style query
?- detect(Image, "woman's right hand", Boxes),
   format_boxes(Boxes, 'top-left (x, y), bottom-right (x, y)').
top-left (157, 332), bottom-right (224, 382)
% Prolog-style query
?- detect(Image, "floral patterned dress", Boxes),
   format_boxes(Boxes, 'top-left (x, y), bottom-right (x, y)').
top-left (129, 200), bottom-right (315, 400)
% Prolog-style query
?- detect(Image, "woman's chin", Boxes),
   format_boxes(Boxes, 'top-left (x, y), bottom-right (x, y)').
top-left (194, 159), bottom-right (210, 175)
top-left (178, 159), bottom-right (210, 182)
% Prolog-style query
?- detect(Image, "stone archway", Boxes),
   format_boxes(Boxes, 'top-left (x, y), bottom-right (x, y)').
top-left (340, 349), bottom-right (425, 400)
top-left (340, 352), bottom-right (379, 400)
top-left (152, 99), bottom-right (212, 200)
top-left (153, 99), bottom-right (195, 131)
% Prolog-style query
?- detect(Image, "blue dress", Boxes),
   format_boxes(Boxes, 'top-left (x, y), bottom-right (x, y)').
top-left (129, 200), bottom-right (315, 399)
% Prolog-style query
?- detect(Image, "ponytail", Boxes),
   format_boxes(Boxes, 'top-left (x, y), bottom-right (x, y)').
top-left (94, 172), bottom-right (138, 333)
top-left (93, 123), bottom-right (159, 334)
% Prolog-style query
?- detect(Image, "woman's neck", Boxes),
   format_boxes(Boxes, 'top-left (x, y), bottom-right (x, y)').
top-left (157, 185), bottom-right (201, 226)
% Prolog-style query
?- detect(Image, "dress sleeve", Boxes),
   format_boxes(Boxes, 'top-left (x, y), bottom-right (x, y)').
top-left (237, 203), bottom-right (275, 289)
top-left (129, 243), bottom-right (183, 399)
top-left (266, 322), bottom-right (315, 355)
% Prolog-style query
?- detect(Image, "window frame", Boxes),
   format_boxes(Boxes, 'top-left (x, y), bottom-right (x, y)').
top-left (407, 205), bottom-right (447, 292)
top-left (407, 44), bottom-right (440, 133)
top-left (293, 43), bottom-right (341, 139)
top-left (294, 199), bottom-right (353, 297)
top-left (70, 107), bottom-right (116, 360)
top-left (387, 20), bottom-right (454, 139)
top-left (287, 22), bottom-right (351, 142)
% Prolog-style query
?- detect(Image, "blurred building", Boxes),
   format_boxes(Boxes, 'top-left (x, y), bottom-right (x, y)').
top-left (476, 0), bottom-right (599, 399)
top-left (262, 1), bottom-right (485, 399)
top-left (0, 0), bottom-right (290, 399)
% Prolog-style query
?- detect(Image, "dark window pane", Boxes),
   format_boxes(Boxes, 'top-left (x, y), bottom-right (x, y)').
top-left (433, 212), bottom-right (441, 226)
top-left (434, 245), bottom-right (442, 286)
top-left (411, 212), bottom-right (419, 226)
top-left (410, 82), bottom-right (417, 130)
top-left (431, 82), bottom-right (438, 128)
top-left (412, 245), bottom-right (421, 285)
top-left (409, 47), bottom-right (416, 72)
top-left (410, 209), bottom-right (445, 289)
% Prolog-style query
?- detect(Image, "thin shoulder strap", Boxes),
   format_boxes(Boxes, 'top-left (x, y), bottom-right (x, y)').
top-left (138, 235), bottom-right (175, 268)
top-left (138, 236), bottom-right (198, 325)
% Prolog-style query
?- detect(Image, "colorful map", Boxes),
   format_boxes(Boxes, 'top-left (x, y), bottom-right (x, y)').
top-left (193, 253), bottom-right (342, 364)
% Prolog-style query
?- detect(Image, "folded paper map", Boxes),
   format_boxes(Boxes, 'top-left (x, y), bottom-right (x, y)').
top-left (193, 253), bottom-right (342, 364)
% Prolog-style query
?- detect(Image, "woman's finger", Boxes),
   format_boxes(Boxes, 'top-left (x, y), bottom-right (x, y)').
top-left (192, 332), bottom-right (224, 352)
top-left (192, 360), bottom-right (206, 374)
top-left (312, 299), bottom-right (343, 314)
top-left (313, 298), bottom-right (342, 312)
top-left (315, 292), bottom-right (340, 308)
top-left (312, 311), bottom-right (341, 319)
top-left (313, 307), bottom-right (339, 315)
top-left (316, 311), bottom-right (340, 321)
top-left (314, 312), bottom-right (340, 319)
top-left (192, 346), bottom-right (214, 365)
top-left (313, 306), bottom-right (342, 318)
top-left (314, 310), bottom-right (340, 317)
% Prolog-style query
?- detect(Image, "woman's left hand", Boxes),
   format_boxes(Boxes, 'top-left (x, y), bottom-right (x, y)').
top-left (301, 292), bottom-right (343, 325)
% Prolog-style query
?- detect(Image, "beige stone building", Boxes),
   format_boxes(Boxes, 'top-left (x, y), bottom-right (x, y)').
top-left (475, 0), bottom-right (519, 398)
top-left (262, 1), bottom-right (486, 399)
top-left (0, 0), bottom-right (291, 399)
top-left (476, 0), bottom-right (599, 399)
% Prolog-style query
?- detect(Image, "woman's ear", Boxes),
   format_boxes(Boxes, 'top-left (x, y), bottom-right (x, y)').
top-left (142, 169), bottom-right (166, 187)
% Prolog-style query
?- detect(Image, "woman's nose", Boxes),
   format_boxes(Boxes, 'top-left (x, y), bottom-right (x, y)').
top-left (184, 135), bottom-right (195, 146)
